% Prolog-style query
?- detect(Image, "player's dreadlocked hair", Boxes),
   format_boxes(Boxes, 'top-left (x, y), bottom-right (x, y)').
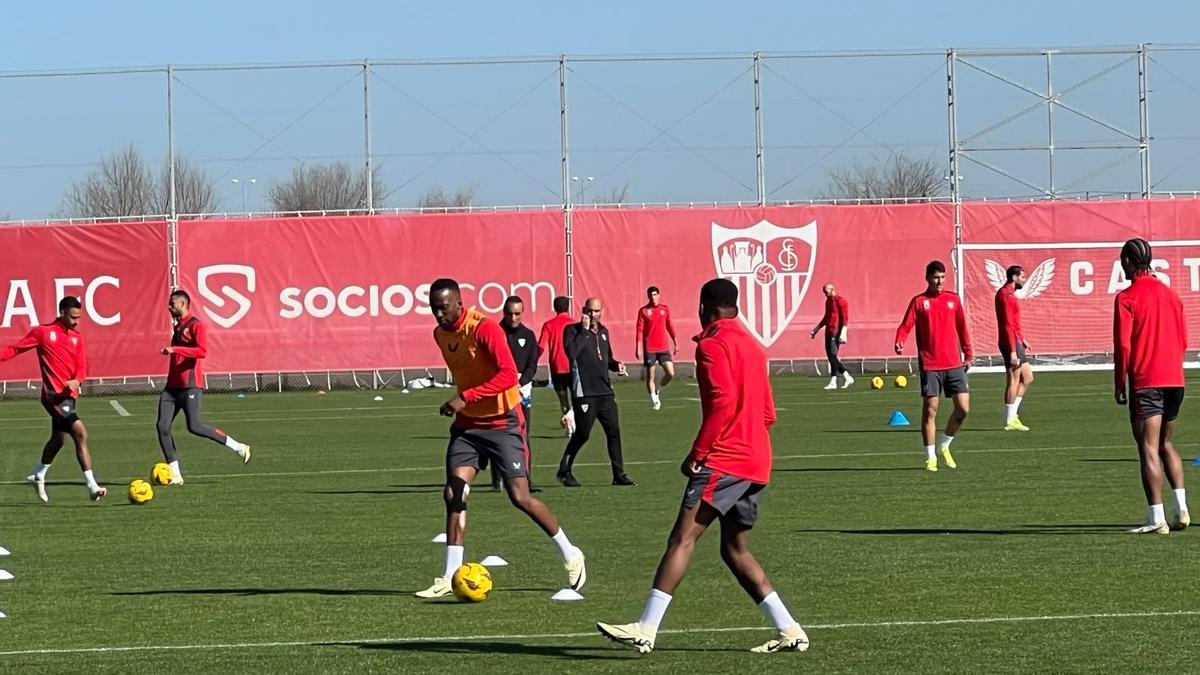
top-left (1120, 238), bottom-right (1153, 275)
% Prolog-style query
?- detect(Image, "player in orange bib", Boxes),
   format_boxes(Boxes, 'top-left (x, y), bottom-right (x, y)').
top-left (415, 278), bottom-right (587, 598)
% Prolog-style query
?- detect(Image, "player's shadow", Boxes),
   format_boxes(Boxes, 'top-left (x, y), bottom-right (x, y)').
top-left (1079, 458), bottom-right (1138, 463)
top-left (308, 483), bottom-right (444, 495)
top-left (797, 524), bottom-right (1130, 536)
top-left (351, 641), bottom-right (622, 661)
top-left (114, 587), bottom-right (409, 597)
top-left (775, 467), bottom-right (924, 473)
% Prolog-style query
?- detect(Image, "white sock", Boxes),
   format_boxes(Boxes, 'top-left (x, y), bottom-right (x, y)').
top-left (1013, 396), bottom-right (1023, 414)
top-left (1005, 403), bottom-right (1016, 424)
top-left (224, 435), bottom-right (241, 451)
top-left (828, 376), bottom-right (837, 385)
top-left (32, 462), bottom-right (50, 480)
top-left (639, 588), bottom-right (672, 634)
top-left (1175, 489), bottom-right (1188, 513)
top-left (169, 460), bottom-right (182, 477)
top-left (1149, 503), bottom-right (1165, 524)
top-left (758, 591), bottom-right (798, 632)
top-left (844, 372), bottom-right (854, 381)
top-left (551, 528), bottom-right (579, 560)
top-left (82, 469), bottom-right (98, 489)
top-left (443, 544), bottom-right (465, 579)
top-left (939, 433), bottom-right (955, 449)
top-left (924, 444), bottom-right (936, 461)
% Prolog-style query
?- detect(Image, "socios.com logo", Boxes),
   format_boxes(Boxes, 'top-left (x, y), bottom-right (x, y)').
top-left (197, 264), bottom-right (257, 329)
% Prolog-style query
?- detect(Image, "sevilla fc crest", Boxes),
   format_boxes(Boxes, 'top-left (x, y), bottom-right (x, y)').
top-left (712, 219), bottom-right (817, 347)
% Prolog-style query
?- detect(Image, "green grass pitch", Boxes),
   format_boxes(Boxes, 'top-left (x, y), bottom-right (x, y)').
top-left (0, 371), bottom-right (1197, 672)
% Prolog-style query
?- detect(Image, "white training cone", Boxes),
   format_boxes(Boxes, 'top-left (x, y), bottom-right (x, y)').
top-left (551, 588), bottom-right (584, 601)
top-left (401, 389), bottom-right (410, 394)
top-left (431, 533), bottom-right (447, 544)
top-left (0, 546), bottom-right (10, 556)
top-left (0, 610), bottom-right (6, 618)
top-left (0, 570), bottom-right (13, 580)
top-left (480, 555), bottom-right (509, 567)
top-left (373, 395), bottom-right (384, 402)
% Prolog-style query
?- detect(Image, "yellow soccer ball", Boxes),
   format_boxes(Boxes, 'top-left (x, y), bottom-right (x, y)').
top-left (895, 375), bottom-right (909, 389)
top-left (128, 479), bottom-right (154, 505)
top-left (150, 462), bottom-right (173, 486)
top-left (871, 376), bottom-right (885, 390)
top-left (451, 562), bottom-right (493, 603)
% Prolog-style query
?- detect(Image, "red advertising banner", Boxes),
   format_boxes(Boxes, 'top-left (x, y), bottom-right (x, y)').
top-left (176, 213), bottom-right (566, 372)
top-left (571, 205), bottom-right (956, 363)
top-left (960, 199), bottom-right (1200, 356)
top-left (0, 221), bottom-right (169, 381)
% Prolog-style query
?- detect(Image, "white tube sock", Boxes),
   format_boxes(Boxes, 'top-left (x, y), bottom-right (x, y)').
top-left (758, 591), bottom-right (798, 631)
top-left (639, 588), bottom-right (672, 634)
top-left (443, 545), bottom-right (464, 579)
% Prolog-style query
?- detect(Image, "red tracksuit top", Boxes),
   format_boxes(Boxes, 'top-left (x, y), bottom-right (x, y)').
top-left (895, 290), bottom-right (974, 372)
top-left (0, 319), bottom-right (87, 401)
top-left (689, 318), bottom-right (776, 484)
top-left (994, 285), bottom-right (1024, 352)
top-left (538, 313), bottom-right (574, 375)
top-left (166, 314), bottom-right (210, 389)
top-left (636, 303), bottom-right (677, 353)
top-left (1114, 274), bottom-right (1187, 391)
top-left (815, 295), bottom-right (849, 336)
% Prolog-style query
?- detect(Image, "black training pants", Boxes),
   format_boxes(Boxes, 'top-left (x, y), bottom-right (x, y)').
top-left (156, 388), bottom-right (227, 462)
top-left (559, 395), bottom-right (625, 477)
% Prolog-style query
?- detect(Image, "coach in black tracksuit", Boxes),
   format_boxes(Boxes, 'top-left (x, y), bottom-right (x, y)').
top-left (492, 296), bottom-right (541, 491)
top-left (556, 297), bottom-right (636, 487)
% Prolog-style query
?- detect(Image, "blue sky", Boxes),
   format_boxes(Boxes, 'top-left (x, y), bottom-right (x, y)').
top-left (4, 1), bottom-right (1200, 218)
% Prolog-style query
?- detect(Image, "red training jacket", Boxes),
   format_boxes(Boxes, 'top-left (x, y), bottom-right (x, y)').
top-left (538, 313), bottom-right (574, 375)
top-left (635, 303), bottom-right (677, 353)
top-left (689, 318), bottom-right (776, 484)
top-left (0, 319), bottom-right (87, 400)
top-left (166, 314), bottom-right (209, 389)
top-left (895, 290), bottom-right (973, 372)
top-left (994, 284), bottom-right (1024, 352)
top-left (1113, 274), bottom-right (1187, 391)
top-left (814, 295), bottom-right (849, 336)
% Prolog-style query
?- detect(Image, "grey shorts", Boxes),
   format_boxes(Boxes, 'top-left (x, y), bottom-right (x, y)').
top-left (643, 351), bottom-right (673, 368)
top-left (1130, 387), bottom-right (1185, 423)
top-left (447, 409), bottom-right (529, 480)
top-left (920, 367), bottom-right (969, 398)
top-left (1000, 342), bottom-right (1029, 368)
top-left (681, 467), bottom-right (765, 528)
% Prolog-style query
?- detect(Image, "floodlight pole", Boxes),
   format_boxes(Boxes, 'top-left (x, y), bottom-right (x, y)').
top-left (1138, 44), bottom-right (1151, 198)
top-left (946, 50), bottom-right (964, 294)
top-left (1045, 51), bottom-right (1056, 198)
top-left (166, 64), bottom-right (178, 290)
top-left (560, 55), bottom-right (574, 302)
top-left (753, 52), bottom-right (766, 207)
top-left (363, 59), bottom-right (374, 213)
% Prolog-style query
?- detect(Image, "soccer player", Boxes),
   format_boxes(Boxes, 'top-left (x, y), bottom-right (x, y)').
top-left (0, 297), bottom-right (107, 502)
top-left (895, 261), bottom-right (974, 472)
top-left (157, 290), bottom-right (251, 484)
top-left (995, 265), bottom-right (1033, 431)
top-left (491, 295), bottom-right (541, 492)
top-left (556, 297), bottom-right (636, 487)
top-left (417, 279), bottom-right (585, 598)
top-left (809, 283), bottom-right (853, 390)
top-left (635, 286), bottom-right (678, 410)
top-left (539, 296), bottom-right (576, 436)
top-left (596, 278), bottom-right (808, 654)
top-left (1113, 239), bottom-right (1190, 534)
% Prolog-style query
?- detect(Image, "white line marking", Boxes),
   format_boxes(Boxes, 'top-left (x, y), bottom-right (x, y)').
top-left (0, 609), bottom-right (1193, 656)
top-left (108, 400), bottom-right (131, 417)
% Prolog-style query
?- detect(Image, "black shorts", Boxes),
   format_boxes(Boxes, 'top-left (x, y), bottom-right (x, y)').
top-left (447, 409), bottom-right (530, 480)
top-left (1000, 342), bottom-right (1029, 368)
top-left (643, 351), bottom-right (673, 368)
top-left (42, 395), bottom-right (80, 433)
top-left (551, 372), bottom-right (573, 393)
top-left (1130, 387), bottom-right (1185, 423)
top-left (920, 367), bottom-right (969, 398)
top-left (681, 467), bottom-right (765, 529)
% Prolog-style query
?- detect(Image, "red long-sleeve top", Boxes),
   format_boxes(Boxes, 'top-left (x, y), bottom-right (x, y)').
top-left (538, 313), bottom-right (574, 375)
top-left (994, 285), bottom-right (1024, 352)
top-left (636, 303), bottom-right (677, 353)
top-left (166, 315), bottom-right (209, 389)
top-left (0, 319), bottom-right (87, 400)
top-left (895, 290), bottom-right (973, 372)
top-left (1114, 274), bottom-right (1187, 391)
top-left (814, 295), bottom-right (849, 336)
top-left (435, 308), bottom-right (520, 429)
top-left (689, 318), bottom-right (776, 484)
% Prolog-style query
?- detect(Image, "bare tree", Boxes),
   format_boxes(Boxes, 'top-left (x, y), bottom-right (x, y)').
top-left (598, 183), bottom-right (630, 205)
top-left (61, 146), bottom-right (220, 218)
top-left (159, 156), bottom-right (219, 215)
top-left (818, 152), bottom-right (946, 202)
top-left (268, 162), bottom-right (385, 212)
top-left (416, 183), bottom-right (476, 212)
top-left (62, 145), bottom-right (158, 218)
